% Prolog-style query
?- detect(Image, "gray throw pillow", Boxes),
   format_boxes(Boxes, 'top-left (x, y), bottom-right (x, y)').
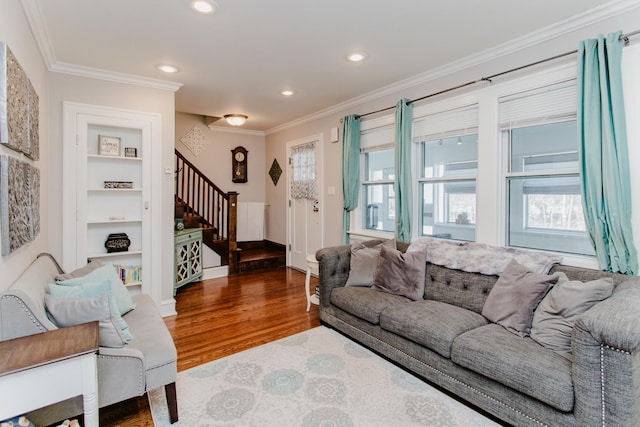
top-left (346, 239), bottom-right (396, 287)
top-left (371, 245), bottom-right (427, 301)
top-left (531, 272), bottom-right (613, 359)
top-left (482, 259), bottom-right (560, 337)
top-left (44, 293), bottom-right (127, 348)
top-left (55, 260), bottom-right (104, 282)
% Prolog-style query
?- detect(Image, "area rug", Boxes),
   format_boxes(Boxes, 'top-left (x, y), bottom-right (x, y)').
top-left (148, 326), bottom-right (499, 426)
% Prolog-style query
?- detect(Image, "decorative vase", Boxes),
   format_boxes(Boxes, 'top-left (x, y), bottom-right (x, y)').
top-left (175, 218), bottom-right (184, 231)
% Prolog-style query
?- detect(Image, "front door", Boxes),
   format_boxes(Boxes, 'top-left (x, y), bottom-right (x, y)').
top-left (287, 134), bottom-right (323, 271)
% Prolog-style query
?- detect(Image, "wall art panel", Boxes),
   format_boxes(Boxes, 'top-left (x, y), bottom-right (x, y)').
top-left (0, 155), bottom-right (40, 255)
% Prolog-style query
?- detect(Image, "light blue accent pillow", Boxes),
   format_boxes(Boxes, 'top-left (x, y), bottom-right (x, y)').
top-left (56, 262), bottom-right (136, 315)
top-left (48, 280), bottom-right (133, 341)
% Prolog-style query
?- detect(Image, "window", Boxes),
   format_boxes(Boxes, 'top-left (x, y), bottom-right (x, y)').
top-left (290, 142), bottom-right (317, 199)
top-left (361, 124), bottom-right (395, 232)
top-left (501, 81), bottom-right (594, 255)
top-left (415, 105), bottom-right (478, 241)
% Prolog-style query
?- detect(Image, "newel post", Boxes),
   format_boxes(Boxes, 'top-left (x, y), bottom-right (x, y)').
top-left (228, 192), bottom-right (239, 275)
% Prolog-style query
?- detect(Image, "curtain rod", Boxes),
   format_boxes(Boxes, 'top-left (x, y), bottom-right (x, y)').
top-left (356, 29), bottom-right (640, 120)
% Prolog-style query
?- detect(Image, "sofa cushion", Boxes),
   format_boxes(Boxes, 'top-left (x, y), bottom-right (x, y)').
top-left (451, 324), bottom-right (574, 412)
top-left (56, 262), bottom-right (136, 316)
top-left (45, 293), bottom-right (126, 348)
top-left (531, 272), bottom-right (613, 360)
top-left (371, 245), bottom-right (427, 301)
top-left (48, 280), bottom-right (133, 341)
top-left (345, 239), bottom-right (395, 287)
top-left (482, 259), bottom-right (559, 337)
top-left (331, 287), bottom-right (408, 325)
top-left (380, 300), bottom-right (488, 358)
top-left (124, 294), bottom-right (177, 389)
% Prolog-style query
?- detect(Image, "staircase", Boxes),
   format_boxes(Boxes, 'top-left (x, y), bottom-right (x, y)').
top-left (175, 150), bottom-right (285, 274)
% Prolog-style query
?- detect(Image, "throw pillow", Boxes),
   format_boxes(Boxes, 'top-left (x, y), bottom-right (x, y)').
top-left (482, 259), bottom-right (560, 337)
top-left (56, 262), bottom-right (136, 315)
top-left (371, 245), bottom-right (427, 301)
top-left (531, 272), bottom-right (613, 359)
top-left (55, 260), bottom-right (103, 282)
top-left (48, 280), bottom-right (133, 341)
top-left (346, 239), bottom-right (396, 287)
top-left (45, 293), bottom-right (127, 348)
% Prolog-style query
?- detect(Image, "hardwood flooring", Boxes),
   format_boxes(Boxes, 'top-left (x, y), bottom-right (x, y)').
top-left (98, 267), bottom-right (320, 426)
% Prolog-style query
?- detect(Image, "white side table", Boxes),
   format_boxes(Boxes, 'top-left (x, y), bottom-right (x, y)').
top-left (305, 254), bottom-right (320, 312)
top-left (0, 322), bottom-right (99, 427)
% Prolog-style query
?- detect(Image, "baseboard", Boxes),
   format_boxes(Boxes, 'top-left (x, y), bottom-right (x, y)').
top-left (159, 298), bottom-right (177, 317)
top-left (202, 265), bottom-right (229, 280)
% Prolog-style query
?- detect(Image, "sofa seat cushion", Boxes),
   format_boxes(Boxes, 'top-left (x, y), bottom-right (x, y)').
top-left (451, 324), bottom-right (574, 412)
top-left (380, 300), bottom-right (488, 358)
top-left (124, 294), bottom-right (177, 388)
top-left (330, 287), bottom-right (409, 325)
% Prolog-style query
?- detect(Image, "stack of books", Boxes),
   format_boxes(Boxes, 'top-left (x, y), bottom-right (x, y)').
top-left (113, 264), bottom-right (142, 285)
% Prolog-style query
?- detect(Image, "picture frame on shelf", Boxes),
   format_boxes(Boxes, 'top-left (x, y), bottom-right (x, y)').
top-left (124, 147), bottom-right (137, 158)
top-left (98, 135), bottom-right (120, 156)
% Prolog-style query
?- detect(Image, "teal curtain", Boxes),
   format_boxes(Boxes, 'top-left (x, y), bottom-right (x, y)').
top-left (578, 31), bottom-right (638, 274)
top-left (342, 115), bottom-right (361, 244)
top-left (394, 99), bottom-right (413, 243)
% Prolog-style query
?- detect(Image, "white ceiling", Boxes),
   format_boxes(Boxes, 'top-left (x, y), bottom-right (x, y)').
top-left (25, 0), bottom-right (617, 131)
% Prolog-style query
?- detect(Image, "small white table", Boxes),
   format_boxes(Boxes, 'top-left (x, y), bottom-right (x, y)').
top-left (305, 254), bottom-right (320, 312)
top-left (0, 322), bottom-right (100, 427)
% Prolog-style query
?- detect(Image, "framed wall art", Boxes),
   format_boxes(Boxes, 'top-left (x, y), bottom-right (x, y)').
top-left (98, 135), bottom-right (121, 156)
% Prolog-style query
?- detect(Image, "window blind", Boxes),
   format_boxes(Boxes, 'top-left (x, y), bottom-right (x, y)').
top-left (499, 80), bottom-right (576, 129)
top-left (413, 104), bottom-right (479, 142)
top-left (360, 124), bottom-right (394, 151)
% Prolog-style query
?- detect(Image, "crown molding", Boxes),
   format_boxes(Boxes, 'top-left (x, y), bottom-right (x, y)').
top-left (20, 0), bottom-right (56, 68)
top-left (50, 62), bottom-right (183, 92)
top-left (208, 125), bottom-right (265, 137)
top-left (266, 0), bottom-right (640, 135)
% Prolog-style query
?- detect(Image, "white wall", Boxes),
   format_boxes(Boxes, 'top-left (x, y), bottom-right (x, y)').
top-left (48, 73), bottom-right (177, 310)
top-left (265, 5), bottom-right (640, 256)
top-left (0, 0), bottom-right (50, 290)
top-left (175, 112), bottom-right (266, 203)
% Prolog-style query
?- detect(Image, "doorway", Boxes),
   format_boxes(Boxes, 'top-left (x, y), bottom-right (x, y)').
top-left (287, 134), bottom-right (324, 271)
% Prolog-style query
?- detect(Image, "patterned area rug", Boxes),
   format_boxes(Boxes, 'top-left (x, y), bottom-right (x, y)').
top-left (148, 326), bottom-right (499, 426)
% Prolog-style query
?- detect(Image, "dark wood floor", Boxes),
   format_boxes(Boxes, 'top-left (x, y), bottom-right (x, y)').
top-left (99, 267), bottom-right (320, 426)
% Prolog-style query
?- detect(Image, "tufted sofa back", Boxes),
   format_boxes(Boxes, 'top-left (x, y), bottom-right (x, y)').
top-left (424, 264), bottom-right (498, 314)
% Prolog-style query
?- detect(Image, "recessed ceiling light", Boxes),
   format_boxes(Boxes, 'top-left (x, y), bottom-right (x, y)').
top-left (156, 64), bottom-right (180, 73)
top-left (281, 90), bottom-right (295, 96)
top-left (191, 0), bottom-right (217, 14)
top-left (347, 52), bottom-right (367, 62)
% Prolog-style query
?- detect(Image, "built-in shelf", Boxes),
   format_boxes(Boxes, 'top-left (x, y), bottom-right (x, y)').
top-left (88, 249), bottom-right (143, 259)
top-left (87, 188), bottom-right (142, 193)
top-left (124, 281), bottom-right (142, 288)
top-left (87, 219), bottom-right (143, 225)
top-left (88, 154), bottom-right (143, 162)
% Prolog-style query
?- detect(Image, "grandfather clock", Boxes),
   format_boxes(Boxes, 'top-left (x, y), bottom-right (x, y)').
top-left (231, 146), bottom-right (248, 183)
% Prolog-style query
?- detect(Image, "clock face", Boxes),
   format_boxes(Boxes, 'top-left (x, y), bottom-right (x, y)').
top-left (235, 152), bottom-right (245, 162)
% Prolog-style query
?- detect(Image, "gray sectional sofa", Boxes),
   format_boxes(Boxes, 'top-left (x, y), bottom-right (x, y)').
top-left (0, 253), bottom-right (178, 424)
top-left (316, 239), bottom-right (640, 427)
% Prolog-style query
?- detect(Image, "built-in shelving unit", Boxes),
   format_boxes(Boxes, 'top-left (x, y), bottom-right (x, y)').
top-left (63, 103), bottom-right (161, 300)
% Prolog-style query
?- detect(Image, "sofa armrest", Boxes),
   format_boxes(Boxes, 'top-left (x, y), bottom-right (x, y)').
top-left (572, 279), bottom-right (640, 426)
top-left (316, 245), bottom-right (352, 308)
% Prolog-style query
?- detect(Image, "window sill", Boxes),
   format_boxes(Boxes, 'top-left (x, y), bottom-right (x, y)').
top-left (348, 229), bottom-right (394, 242)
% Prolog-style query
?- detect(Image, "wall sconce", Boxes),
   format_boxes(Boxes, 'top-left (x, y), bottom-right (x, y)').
top-left (224, 114), bottom-right (248, 126)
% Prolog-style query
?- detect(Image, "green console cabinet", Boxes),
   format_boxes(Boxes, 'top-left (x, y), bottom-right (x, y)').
top-left (174, 228), bottom-right (203, 295)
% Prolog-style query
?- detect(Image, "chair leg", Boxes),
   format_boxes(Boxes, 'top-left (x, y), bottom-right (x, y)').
top-left (165, 382), bottom-right (179, 423)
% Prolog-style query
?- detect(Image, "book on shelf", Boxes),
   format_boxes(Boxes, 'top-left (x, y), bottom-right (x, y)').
top-left (113, 264), bottom-right (142, 285)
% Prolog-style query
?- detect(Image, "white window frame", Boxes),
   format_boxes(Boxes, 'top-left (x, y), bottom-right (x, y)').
top-left (413, 103), bottom-right (479, 241)
top-left (349, 115), bottom-right (396, 241)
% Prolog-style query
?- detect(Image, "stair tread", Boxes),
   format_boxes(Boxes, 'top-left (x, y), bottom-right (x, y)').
top-left (240, 248), bottom-right (285, 262)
